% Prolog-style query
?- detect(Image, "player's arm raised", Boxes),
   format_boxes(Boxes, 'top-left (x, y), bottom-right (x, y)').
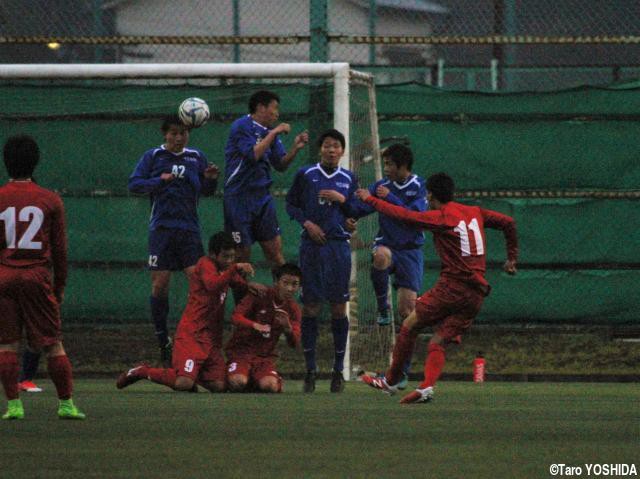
top-left (275, 130), bottom-right (309, 171)
top-left (356, 188), bottom-right (443, 230)
top-left (231, 295), bottom-right (271, 335)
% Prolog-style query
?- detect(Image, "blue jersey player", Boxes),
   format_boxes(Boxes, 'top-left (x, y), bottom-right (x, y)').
top-left (285, 129), bottom-right (358, 394)
top-left (224, 90), bottom-right (308, 270)
top-left (352, 144), bottom-right (427, 387)
top-left (128, 114), bottom-right (219, 365)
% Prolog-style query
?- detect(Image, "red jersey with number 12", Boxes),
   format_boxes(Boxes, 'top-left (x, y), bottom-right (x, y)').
top-left (0, 181), bottom-right (67, 290)
top-left (365, 197), bottom-right (518, 291)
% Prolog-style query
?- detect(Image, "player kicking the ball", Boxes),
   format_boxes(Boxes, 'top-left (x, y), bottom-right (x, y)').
top-left (116, 232), bottom-right (264, 393)
top-left (356, 173), bottom-right (518, 404)
top-left (225, 263), bottom-right (302, 393)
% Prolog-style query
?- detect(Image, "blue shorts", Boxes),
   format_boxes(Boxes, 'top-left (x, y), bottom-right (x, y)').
top-left (148, 228), bottom-right (204, 271)
top-left (374, 244), bottom-right (424, 293)
top-left (223, 194), bottom-right (281, 247)
top-left (299, 238), bottom-right (351, 304)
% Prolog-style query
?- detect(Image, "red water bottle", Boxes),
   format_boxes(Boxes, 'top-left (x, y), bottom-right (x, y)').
top-left (473, 352), bottom-right (485, 383)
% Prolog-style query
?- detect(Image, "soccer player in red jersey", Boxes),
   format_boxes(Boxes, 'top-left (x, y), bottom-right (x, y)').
top-left (225, 263), bottom-right (302, 393)
top-left (356, 172), bottom-right (518, 404)
top-left (0, 135), bottom-right (85, 420)
top-left (116, 232), bottom-right (263, 393)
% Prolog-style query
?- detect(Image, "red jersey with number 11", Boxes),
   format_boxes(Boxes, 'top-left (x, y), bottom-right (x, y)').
top-left (365, 197), bottom-right (518, 292)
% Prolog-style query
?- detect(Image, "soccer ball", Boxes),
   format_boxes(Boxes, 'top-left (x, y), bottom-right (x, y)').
top-left (178, 97), bottom-right (210, 128)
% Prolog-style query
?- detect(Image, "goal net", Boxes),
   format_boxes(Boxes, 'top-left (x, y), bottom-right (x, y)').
top-left (0, 63), bottom-right (391, 379)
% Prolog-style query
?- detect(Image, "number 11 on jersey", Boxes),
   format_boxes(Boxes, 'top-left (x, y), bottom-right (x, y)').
top-left (454, 218), bottom-right (484, 256)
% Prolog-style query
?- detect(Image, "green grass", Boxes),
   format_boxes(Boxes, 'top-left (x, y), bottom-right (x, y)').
top-left (3, 380), bottom-right (639, 478)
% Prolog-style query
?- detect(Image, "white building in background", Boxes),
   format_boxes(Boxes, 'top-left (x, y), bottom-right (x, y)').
top-left (106, 0), bottom-right (447, 80)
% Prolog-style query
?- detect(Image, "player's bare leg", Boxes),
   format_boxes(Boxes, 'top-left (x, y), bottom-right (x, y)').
top-left (257, 376), bottom-right (281, 394)
top-left (227, 374), bottom-right (249, 392)
top-left (371, 246), bottom-right (392, 325)
top-left (0, 341), bottom-right (24, 420)
top-left (259, 236), bottom-right (285, 271)
top-left (150, 270), bottom-right (172, 365)
top-left (43, 342), bottom-right (85, 419)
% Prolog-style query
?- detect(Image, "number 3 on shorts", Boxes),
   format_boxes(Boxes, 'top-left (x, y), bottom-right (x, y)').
top-left (228, 362), bottom-right (237, 373)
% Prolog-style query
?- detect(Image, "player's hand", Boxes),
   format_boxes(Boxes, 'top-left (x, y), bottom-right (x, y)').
top-left (160, 172), bottom-right (174, 182)
top-left (303, 220), bottom-right (326, 244)
top-left (274, 309), bottom-right (292, 331)
top-left (274, 123), bottom-right (291, 135)
top-left (318, 189), bottom-right (346, 204)
top-left (355, 188), bottom-right (371, 201)
top-left (204, 163), bottom-right (219, 179)
top-left (375, 185), bottom-right (390, 198)
top-left (248, 282), bottom-right (268, 298)
top-left (503, 259), bottom-right (517, 275)
top-left (253, 322), bottom-right (271, 338)
top-left (293, 131), bottom-right (309, 150)
top-left (345, 217), bottom-right (357, 233)
top-left (236, 263), bottom-right (255, 278)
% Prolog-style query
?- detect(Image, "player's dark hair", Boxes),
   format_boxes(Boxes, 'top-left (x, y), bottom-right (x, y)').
top-left (208, 231), bottom-right (237, 254)
top-left (317, 129), bottom-right (346, 150)
top-left (161, 114), bottom-right (186, 133)
top-left (273, 263), bottom-right (302, 281)
top-left (248, 90), bottom-right (280, 113)
top-left (382, 143), bottom-right (413, 171)
top-left (3, 135), bottom-right (40, 179)
top-left (426, 172), bottom-right (455, 203)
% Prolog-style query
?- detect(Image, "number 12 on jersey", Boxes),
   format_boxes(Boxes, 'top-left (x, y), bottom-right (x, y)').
top-left (0, 206), bottom-right (44, 250)
top-left (454, 218), bottom-right (484, 256)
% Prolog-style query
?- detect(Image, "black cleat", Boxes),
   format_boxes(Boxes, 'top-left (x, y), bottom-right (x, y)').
top-left (330, 371), bottom-right (345, 393)
top-left (303, 370), bottom-right (316, 393)
top-left (160, 337), bottom-right (173, 367)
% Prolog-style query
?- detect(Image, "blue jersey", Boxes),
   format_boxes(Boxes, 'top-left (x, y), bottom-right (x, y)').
top-left (223, 115), bottom-right (287, 198)
top-left (128, 145), bottom-right (217, 232)
top-left (354, 174), bottom-right (427, 249)
top-left (286, 163), bottom-right (358, 241)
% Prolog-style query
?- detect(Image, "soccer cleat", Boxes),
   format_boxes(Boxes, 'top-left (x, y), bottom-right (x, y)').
top-left (400, 386), bottom-right (434, 404)
top-left (377, 371), bottom-right (408, 390)
top-left (330, 371), bottom-right (345, 393)
top-left (303, 370), bottom-right (316, 393)
top-left (361, 374), bottom-right (400, 395)
top-left (160, 338), bottom-right (173, 368)
top-left (18, 380), bottom-right (43, 393)
top-left (2, 399), bottom-right (25, 420)
top-left (57, 399), bottom-right (86, 420)
top-left (116, 363), bottom-right (149, 390)
top-left (376, 309), bottom-right (392, 326)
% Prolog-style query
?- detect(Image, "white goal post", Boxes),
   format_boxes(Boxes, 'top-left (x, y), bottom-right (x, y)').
top-left (1, 62), bottom-right (386, 381)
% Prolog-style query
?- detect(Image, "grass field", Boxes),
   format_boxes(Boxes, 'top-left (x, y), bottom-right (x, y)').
top-left (3, 380), bottom-right (638, 478)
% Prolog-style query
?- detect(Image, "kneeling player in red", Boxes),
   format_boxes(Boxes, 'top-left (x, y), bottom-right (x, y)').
top-left (117, 232), bottom-right (261, 392)
top-left (225, 263), bottom-right (302, 393)
top-left (357, 173), bottom-right (518, 404)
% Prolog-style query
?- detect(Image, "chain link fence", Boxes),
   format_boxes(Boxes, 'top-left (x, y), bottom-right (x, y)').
top-left (1, 0), bottom-right (640, 91)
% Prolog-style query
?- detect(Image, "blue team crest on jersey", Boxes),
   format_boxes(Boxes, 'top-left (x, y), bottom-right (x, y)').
top-left (336, 182), bottom-right (350, 189)
top-left (405, 190), bottom-right (417, 196)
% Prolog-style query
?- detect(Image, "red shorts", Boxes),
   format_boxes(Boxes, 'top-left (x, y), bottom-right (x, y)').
top-left (0, 265), bottom-right (61, 348)
top-left (226, 354), bottom-right (282, 391)
top-left (414, 279), bottom-right (485, 342)
top-left (171, 324), bottom-right (226, 384)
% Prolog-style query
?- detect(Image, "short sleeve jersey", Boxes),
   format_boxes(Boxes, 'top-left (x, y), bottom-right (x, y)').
top-left (223, 115), bottom-right (286, 197)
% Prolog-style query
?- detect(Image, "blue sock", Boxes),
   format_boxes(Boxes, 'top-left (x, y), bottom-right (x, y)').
top-left (301, 316), bottom-right (318, 372)
top-left (331, 316), bottom-right (349, 373)
top-left (370, 267), bottom-right (390, 312)
top-left (402, 357), bottom-right (411, 377)
top-left (19, 349), bottom-right (41, 382)
top-left (150, 296), bottom-right (170, 347)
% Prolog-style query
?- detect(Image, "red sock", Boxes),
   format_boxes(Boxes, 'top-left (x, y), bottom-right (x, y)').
top-left (147, 368), bottom-right (177, 389)
top-left (0, 351), bottom-right (19, 400)
top-left (385, 326), bottom-right (418, 385)
top-left (47, 355), bottom-right (74, 400)
top-left (419, 343), bottom-right (446, 389)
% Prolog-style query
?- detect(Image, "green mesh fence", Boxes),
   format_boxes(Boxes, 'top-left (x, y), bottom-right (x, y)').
top-left (0, 80), bottom-right (638, 325)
